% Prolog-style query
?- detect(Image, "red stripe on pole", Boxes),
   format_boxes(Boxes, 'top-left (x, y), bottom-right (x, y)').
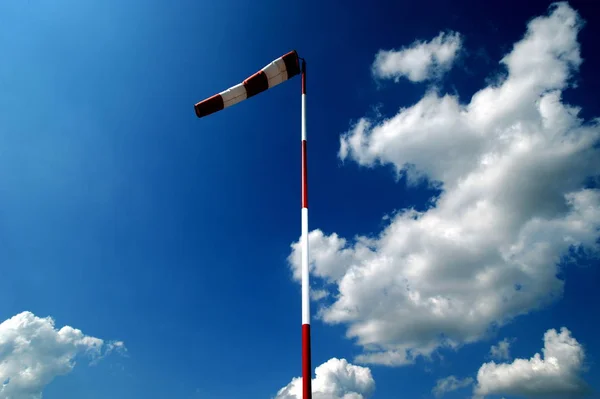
top-left (302, 139), bottom-right (308, 209)
top-left (301, 61), bottom-right (306, 95)
top-left (194, 94), bottom-right (224, 118)
top-left (302, 324), bottom-right (312, 399)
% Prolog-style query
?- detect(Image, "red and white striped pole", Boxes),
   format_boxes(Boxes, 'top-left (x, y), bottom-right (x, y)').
top-left (193, 51), bottom-right (313, 399)
top-left (300, 58), bottom-right (312, 399)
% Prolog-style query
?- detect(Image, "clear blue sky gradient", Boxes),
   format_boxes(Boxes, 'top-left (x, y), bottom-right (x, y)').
top-left (1, 1), bottom-right (599, 398)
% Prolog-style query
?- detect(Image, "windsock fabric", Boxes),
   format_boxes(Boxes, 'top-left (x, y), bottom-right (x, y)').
top-left (194, 50), bottom-right (301, 118)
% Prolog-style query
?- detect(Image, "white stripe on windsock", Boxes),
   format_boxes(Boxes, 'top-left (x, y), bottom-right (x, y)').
top-left (220, 83), bottom-right (247, 109)
top-left (261, 58), bottom-right (290, 89)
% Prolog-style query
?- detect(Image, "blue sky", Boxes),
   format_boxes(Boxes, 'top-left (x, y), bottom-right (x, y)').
top-left (1, 1), bottom-right (599, 399)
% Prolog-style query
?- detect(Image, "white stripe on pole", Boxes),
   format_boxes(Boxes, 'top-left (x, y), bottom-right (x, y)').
top-left (301, 207), bottom-right (310, 325)
top-left (301, 94), bottom-right (306, 141)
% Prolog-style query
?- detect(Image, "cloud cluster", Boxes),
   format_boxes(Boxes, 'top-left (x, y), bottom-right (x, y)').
top-left (289, 2), bottom-right (600, 366)
top-left (0, 311), bottom-right (125, 399)
top-left (371, 31), bottom-right (462, 83)
top-left (474, 327), bottom-right (589, 398)
top-left (274, 358), bottom-right (374, 399)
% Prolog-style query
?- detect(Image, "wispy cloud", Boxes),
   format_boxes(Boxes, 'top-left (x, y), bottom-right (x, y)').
top-left (371, 31), bottom-right (462, 83)
top-left (489, 338), bottom-right (512, 361)
top-left (432, 376), bottom-right (473, 398)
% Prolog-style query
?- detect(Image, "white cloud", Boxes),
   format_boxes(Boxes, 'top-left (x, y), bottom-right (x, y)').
top-left (474, 327), bottom-right (589, 398)
top-left (290, 2), bottom-right (600, 366)
top-left (0, 311), bottom-right (125, 399)
top-left (288, 230), bottom-right (377, 285)
top-left (371, 31), bottom-right (462, 83)
top-left (432, 376), bottom-right (473, 398)
top-left (274, 358), bottom-right (375, 399)
top-left (490, 338), bottom-right (512, 361)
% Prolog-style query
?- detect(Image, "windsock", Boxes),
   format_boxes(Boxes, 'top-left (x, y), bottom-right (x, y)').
top-left (194, 50), bottom-right (301, 118)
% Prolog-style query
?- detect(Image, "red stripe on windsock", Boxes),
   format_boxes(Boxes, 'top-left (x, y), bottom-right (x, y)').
top-left (283, 51), bottom-right (301, 79)
top-left (244, 71), bottom-right (269, 98)
top-left (302, 324), bottom-right (312, 399)
top-left (302, 140), bottom-right (308, 208)
top-left (194, 94), bottom-right (224, 118)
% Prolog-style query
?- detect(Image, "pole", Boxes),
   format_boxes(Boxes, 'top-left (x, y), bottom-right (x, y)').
top-left (300, 59), bottom-right (312, 399)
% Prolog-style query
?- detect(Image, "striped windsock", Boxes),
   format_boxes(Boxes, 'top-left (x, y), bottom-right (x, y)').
top-left (194, 50), bottom-right (301, 118)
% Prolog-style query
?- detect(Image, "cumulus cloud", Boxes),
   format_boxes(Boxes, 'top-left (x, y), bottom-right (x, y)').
top-left (432, 376), bottom-right (473, 398)
top-left (0, 311), bottom-right (125, 399)
top-left (372, 31), bottom-right (462, 83)
top-left (290, 2), bottom-right (600, 366)
top-left (288, 230), bottom-right (376, 285)
top-left (274, 358), bottom-right (374, 399)
top-left (474, 327), bottom-right (589, 398)
top-left (489, 338), bottom-right (512, 361)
